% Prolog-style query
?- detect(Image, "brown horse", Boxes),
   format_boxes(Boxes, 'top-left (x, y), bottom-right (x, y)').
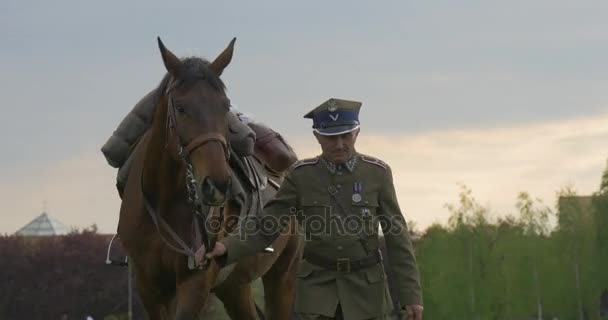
top-left (118, 38), bottom-right (303, 320)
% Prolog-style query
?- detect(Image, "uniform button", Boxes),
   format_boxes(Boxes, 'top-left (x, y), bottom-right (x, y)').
top-left (313, 201), bottom-right (318, 205)
top-left (337, 246), bottom-right (343, 250)
top-left (336, 184), bottom-right (342, 189)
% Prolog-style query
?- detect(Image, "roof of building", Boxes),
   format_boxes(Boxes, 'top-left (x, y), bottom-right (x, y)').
top-left (15, 212), bottom-right (69, 236)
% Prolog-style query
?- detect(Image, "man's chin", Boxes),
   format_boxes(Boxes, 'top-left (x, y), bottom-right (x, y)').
top-left (331, 155), bottom-right (348, 163)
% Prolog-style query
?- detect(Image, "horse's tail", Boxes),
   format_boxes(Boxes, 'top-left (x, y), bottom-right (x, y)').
top-left (254, 302), bottom-right (266, 320)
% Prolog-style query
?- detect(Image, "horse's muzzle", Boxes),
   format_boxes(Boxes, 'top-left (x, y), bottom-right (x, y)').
top-left (199, 176), bottom-right (230, 206)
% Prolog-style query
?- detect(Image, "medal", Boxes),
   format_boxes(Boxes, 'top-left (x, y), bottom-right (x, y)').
top-left (361, 208), bottom-right (371, 217)
top-left (352, 182), bottom-right (363, 202)
top-left (353, 182), bottom-right (363, 193)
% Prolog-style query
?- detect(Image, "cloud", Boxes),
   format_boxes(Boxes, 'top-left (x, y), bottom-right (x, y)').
top-left (291, 114), bottom-right (608, 228)
top-left (1, 114), bottom-right (607, 234)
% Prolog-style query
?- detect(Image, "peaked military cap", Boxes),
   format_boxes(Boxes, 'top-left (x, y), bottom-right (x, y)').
top-left (303, 98), bottom-right (362, 136)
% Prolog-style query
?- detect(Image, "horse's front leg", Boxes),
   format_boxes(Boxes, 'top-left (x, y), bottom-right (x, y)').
top-left (262, 224), bottom-right (303, 320)
top-left (174, 267), bottom-right (217, 320)
top-left (135, 277), bottom-right (168, 320)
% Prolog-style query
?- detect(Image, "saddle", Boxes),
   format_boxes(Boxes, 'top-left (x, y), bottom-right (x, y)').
top-left (248, 121), bottom-right (297, 174)
top-left (104, 145), bottom-right (290, 268)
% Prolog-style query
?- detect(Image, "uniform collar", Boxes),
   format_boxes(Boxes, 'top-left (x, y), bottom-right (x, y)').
top-left (320, 154), bottom-right (358, 174)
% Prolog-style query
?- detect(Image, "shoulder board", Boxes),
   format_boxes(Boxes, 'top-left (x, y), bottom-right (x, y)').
top-left (290, 157), bottom-right (319, 170)
top-left (360, 155), bottom-right (389, 170)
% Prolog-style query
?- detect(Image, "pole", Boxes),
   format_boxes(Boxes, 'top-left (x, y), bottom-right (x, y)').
top-left (574, 262), bottom-right (583, 320)
top-left (533, 261), bottom-right (542, 320)
top-left (468, 238), bottom-right (478, 320)
top-left (128, 261), bottom-right (133, 320)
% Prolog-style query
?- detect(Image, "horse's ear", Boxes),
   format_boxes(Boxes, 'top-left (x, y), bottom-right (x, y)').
top-left (209, 37), bottom-right (236, 76)
top-left (157, 37), bottom-right (182, 76)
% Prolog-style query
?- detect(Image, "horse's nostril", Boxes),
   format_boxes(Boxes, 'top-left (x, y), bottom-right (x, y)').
top-left (201, 178), bottom-right (217, 196)
top-left (201, 178), bottom-right (214, 198)
top-left (200, 177), bottom-right (230, 204)
top-left (212, 178), bottom-right (230, 195)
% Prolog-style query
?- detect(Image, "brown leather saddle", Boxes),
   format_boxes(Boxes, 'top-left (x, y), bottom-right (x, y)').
top-left (248, 121), bottom-right (297, 174)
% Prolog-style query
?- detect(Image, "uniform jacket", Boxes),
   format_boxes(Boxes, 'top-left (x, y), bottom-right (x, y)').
top-left (221, 152), bottom-right (422, 320)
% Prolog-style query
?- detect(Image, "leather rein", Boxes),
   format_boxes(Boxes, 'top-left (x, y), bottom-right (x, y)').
top-left (140, 87), bottom-right (230, 270)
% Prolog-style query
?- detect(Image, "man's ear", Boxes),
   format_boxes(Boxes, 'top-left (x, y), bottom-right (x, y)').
top-left (313, 131), bottom-right (325, 145)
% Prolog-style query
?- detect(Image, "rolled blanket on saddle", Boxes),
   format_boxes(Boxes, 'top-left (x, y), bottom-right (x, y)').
top-left (101, 90), bottom-right (260, 169)
top-left (101, 89), bottom-right (159, 168)
top-left (101, 89), bottom-right (297, 196)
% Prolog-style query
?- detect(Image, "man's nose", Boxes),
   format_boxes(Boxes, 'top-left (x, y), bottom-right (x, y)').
top-left (335, 137), bottom-right (344, 149)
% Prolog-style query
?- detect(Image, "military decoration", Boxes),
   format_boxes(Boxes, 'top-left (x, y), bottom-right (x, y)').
top-left (352, 182), bottom-right (363, 202)
top-left (353, 182), bottom-right (363, 193)
top-left (360, 207), bottom-right (371, 217)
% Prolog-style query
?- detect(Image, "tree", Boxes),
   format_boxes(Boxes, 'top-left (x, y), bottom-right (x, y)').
top-left (445, 184), bottom-right (491, 320)
top-left (592, 159), bottom-right (608, 316)
top-left (555, 187), bottom-right (596, 320)
top-left (516, 192), bottom-right (552, 320)
top-left (0, 230), bottom-right (145, 320)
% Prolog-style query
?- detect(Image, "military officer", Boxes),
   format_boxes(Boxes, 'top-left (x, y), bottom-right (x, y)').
top-left (203, 98), bottom-right (423, 320)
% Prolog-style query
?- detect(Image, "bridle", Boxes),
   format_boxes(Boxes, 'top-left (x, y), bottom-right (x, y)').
top-left (141, 83), bottom-right (231, 270)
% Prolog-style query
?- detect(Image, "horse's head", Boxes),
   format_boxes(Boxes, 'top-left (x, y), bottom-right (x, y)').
top-left (157, 37), bottom-right (235, 206)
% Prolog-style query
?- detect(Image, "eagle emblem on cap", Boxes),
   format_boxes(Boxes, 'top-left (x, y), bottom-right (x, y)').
top-left (327, 99), bottom-right (338, 112)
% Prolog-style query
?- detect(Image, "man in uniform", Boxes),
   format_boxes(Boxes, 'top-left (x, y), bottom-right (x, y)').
top-left (202, 98), bottom-right (424, 320)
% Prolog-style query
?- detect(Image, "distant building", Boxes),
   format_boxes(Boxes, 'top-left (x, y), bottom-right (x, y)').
top-left (15, 212), bottom-right (69, 236)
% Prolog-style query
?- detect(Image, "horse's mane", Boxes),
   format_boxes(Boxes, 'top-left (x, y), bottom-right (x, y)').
top-left (153, 57), bottom-right (227, 104)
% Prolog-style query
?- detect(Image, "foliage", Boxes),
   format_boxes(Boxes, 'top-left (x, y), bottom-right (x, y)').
top-left (0, 229), bottom-right (145, 320)
top-left (416, 181), bottom-right (605, 320)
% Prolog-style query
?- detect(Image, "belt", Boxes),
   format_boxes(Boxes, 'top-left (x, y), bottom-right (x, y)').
top-left (304, 250), bottom-right (383, 273)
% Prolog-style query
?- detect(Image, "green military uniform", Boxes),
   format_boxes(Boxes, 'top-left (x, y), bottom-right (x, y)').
top-left (220, 98), bottom-right (422, 320)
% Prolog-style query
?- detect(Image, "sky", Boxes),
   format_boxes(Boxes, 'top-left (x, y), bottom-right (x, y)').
top-left (1, 0), bottom-right (607, 234)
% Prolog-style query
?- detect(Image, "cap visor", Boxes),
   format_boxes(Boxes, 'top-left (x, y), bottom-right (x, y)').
top-left (313, 124), bottom-right (360, 136)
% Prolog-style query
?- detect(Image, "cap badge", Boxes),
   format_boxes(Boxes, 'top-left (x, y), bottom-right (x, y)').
top-left (327, 99), bottom-right (338, 112)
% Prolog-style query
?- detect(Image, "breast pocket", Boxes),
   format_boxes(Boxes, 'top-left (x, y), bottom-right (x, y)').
top-left (351, 195), bottom-right (379, 217)
top-left (299, 199), bottom-right (332, 240)
top-left (351, 196), bottom-right (380, 237)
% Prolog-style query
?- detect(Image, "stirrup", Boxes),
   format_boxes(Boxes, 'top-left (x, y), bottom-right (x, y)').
top-left (105, 234), bottom-right (129, 267)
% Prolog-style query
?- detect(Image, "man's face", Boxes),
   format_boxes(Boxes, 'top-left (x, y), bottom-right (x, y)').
top-left (314, 129), bottom-right (360, 163)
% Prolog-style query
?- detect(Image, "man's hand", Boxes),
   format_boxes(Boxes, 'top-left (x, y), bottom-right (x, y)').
top-left (194, 242), bottom-right (227, 265)
top-left (404, 304), bottom-right (423, 320)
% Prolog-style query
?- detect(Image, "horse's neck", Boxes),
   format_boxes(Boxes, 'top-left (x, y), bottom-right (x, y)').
top-left (141, 118), bottom-right (183, 203)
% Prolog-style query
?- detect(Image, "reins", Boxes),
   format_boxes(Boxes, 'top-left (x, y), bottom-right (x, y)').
top-left (140, 87), bottom-right (229, 270)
